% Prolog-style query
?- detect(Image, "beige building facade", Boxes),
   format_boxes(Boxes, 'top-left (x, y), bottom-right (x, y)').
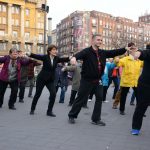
top-left (0, 0), bottom-right (47, 56)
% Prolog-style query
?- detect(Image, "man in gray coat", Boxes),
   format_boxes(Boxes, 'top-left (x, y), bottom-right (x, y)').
top-left (62, 62), bottom-right (81, 106)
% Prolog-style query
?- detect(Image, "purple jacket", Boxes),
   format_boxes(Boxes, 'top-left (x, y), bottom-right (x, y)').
top-left (0, 55), bottom-right (30, 82)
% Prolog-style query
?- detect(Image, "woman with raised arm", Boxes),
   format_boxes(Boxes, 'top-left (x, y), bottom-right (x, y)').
top-left (27, 44), bottom-right (70, 117)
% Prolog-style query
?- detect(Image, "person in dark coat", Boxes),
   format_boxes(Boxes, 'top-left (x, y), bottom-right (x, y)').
top-left (131, 43), bottom-right (150, 135)
top-left (55, 63), bottom-right (68, 103)
top-left (27, 44), bottom-right (70, 117)
top-left (27, 59), bottom-right (41, 98)
top-left (68, 34), bottom-right (127, 125)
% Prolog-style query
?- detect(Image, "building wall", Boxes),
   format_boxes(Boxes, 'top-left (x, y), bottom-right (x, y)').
top-left (57, 10), bottom-right (150, 56)
top-left (0, 0), bottom-right (47, 56)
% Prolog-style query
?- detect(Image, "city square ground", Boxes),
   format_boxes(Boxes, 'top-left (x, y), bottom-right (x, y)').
top-left (0, 86), bottom-right (150, 150)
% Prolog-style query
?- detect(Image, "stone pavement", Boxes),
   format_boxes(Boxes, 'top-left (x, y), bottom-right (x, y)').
top-left (0, 86), bottom-right (150, 150)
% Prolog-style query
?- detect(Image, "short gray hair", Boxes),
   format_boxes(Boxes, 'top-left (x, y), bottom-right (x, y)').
top-left (92, 34), bottom-right (102, 39)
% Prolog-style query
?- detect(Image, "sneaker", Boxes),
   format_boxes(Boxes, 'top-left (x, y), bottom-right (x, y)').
top-left (120, 111), bottom-right (125, 115)
top-left (88, 99), bottom-right (92, 102)
top-left (91, 120), bottom-right (106, 126)
top-left (131, 129), bottom-right (140, 135)
top-left (103, 100), bottom-right (109, 103)
top-left (47, 112), bottom-right (56, 117)
top-left (68, 117), bottom-right (75, 124)
top-left (9, 106), bottom-right (16, 110)
top-left (112, 106), bottom-right (118, 109)
top-left (130, 102), bottom-right (135, 106)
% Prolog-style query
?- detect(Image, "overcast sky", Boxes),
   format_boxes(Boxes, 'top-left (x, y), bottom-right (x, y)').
top-left (47, 0), bottom-right (150, 29)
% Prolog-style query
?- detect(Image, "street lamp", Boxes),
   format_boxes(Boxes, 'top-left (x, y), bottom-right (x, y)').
top-left (41, 1), bottom-right (49, 54)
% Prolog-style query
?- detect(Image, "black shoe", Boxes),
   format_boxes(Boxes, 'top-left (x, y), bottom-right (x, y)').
top-left (82, 105), bottom-right (89, 109)
top-left (59, 101), bottom-right (64, 103)
top-left (0, 105), bottom-right (2, 108)
top-left (28, 95), bottom-right (33, 98)
top-left (143, 114), bottom-right (146, 117)
top-left (68, 103), bottom-right (72, 106)
top-left (30, 110), bottom-right (34, 115)
top-left (68, 117), bottom-right (75, 124)
top-left (91, 120), bottom-right (106, 126)
top-left (47, 112), bottom-right (56, 117)
top-left (19, 99), bottom-right (24, 103)
top-left (120, 111), bottom-right (125, 115)
top-left (9, 106), bottom-right (16, 110)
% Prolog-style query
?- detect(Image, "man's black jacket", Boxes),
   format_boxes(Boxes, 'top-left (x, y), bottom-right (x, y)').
top-left (75, 46), bottom-right (126, 81)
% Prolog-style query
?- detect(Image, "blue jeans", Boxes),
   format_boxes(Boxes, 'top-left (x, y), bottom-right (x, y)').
top-left (130, 91), bottom-right (135, 103)
top-left (59, 86), bottom-right (67, 103)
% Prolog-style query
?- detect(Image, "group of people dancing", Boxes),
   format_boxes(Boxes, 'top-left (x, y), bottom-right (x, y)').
top-left (0, 34), bottom-right (149, 136)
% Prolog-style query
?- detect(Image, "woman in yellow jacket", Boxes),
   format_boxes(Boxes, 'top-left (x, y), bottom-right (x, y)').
top-left (118, 44), bottom-right (143, 115)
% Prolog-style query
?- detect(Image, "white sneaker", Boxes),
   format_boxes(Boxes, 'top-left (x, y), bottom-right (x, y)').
top-left (103, 100), bottom-right (109, 103)
top-left (88, 99), bottom-right (92, 102)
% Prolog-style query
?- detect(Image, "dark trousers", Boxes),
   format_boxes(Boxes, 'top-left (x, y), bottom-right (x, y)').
top-left (28, 77), bottom-right (35, 97)
top-left (18, 81), bottom-right (27, 100)
top-left (31, 77), bottom-right (56, 113)
top-left (108, 77), bottom-right (119, 99)
top-left (89, 87), bottom-right (95, 100)
top-left (132, 86), bottom-right (150, 130)
top-left (119, 87), bottom-right (138, 112)
top-left (130, 91), bottom-right (136, 104)
top-left (69, 90), bottom-right (77, 105)
top-left (103, 86), bottom-right (108, 101)
top-left (132, 100), bottom-right (149, 130)
top-left (0, 80), bottom-right (18, 107)
top-left (68, 79), bottom-right (103, 122)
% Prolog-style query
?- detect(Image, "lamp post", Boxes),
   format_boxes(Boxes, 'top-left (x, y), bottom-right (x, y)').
top-left (41, 0), bottom-right (49, 54)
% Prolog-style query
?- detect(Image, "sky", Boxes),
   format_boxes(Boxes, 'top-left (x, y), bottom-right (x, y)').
top-left (47, 0), bottom-right (150, 30)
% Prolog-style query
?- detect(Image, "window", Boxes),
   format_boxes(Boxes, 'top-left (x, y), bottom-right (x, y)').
top-left (12, 31), bottom-right (18, 37)
top-left (2, 5), bottom-right (6, 12)
top-left (12, 43), bottom-right (20, 50)
top-left (38, 34), bottom-right (43, 41)
top-left (12, 6), bottom-right (15, 13)
top-left (25, 43), bottom-right (32, 52)
top-left (0, 4), bottom-right (2, 12)
top-left (25, 9), bottom-right (30, 16)
top-left (16, 7), bottom-right (19, 14)
top-left (0, 30), bottom-right (5, 36)
top-left (0, 42), bottom-right (7, 51)
top-left (12, 19), bottom-right (14, 25)
top-left (25, 32), bottom-right (30, 40)
top-left (25, 20), bottom-right (29, 27)
top-left (37, 45), bottom-right (44, 54)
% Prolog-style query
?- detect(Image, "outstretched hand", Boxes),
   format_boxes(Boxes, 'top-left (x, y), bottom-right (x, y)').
top-left (133, 51), bottom-right (141, 60)
top-left (70, 57), bottom-right (77, 65)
